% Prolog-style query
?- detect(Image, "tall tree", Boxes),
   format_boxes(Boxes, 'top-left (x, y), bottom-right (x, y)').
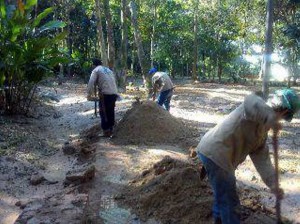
top-left (192, 0), bottom-right (200, 81)
top-left (150, 0), bottom-right (158, 68)
top-left (129, 1), bottom-right (149, 87)
top-left (262, 0), bottom-right (274, 98)
top-left (120, 0), bottom-right (129, 86)
top-left (95, 0), bottom-right (108, 66)
top-left (103, 0), bottom-right (116, 69)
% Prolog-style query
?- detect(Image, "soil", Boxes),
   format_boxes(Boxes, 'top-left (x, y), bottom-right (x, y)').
top-left (117, 156), bottom-right (282, 224)
top-left (0, 78), bottom-right (299, 224)
top-left (112, 101), bottom-right (192, 146)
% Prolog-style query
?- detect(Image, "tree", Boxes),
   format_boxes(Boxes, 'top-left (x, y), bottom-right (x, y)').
top-left (192, 0), bottom-right (200, 81)
top-left (3, 0), bottom-right (288, 88)
top-left (119, 0), bottom-right (129, 87)
top-left (262, 0), bottom-right (274, 98)
top-left (128, 1), bottom-right (149, 88)
top-left (149, 0), bottom-right (158, 68)
top-left (103, 0), bottom-right (116, 69)
top-left (95, 0), bottom-right (108, 66)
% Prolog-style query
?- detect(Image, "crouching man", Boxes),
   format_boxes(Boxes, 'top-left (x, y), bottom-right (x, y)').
top-left (196, 89), bottom-right (300, 224)
top-left (148, 68), bottom-right (174, 111)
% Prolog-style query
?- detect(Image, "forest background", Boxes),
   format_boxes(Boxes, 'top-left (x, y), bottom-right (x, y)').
top-left (1, 1), bottom-right (300, 223)
top-left (1, 0), bottom-right (300, 114)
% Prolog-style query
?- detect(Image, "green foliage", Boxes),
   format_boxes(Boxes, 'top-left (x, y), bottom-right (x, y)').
top-left (15, 0), bottom-right (299, 86)
top-left (274, 0), bottom-right (300, 82)
top-left (0, 0), bottom-right (67, 114)
top-left (131, 0), bottom-right (265, 79)
top-left (71, 50), bottom-right (92, 80)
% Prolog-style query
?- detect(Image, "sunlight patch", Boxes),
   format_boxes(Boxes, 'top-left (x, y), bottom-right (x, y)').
top-left (55, 95), bottom-right (87, 106)
top-left (147, 148), bottom-right (185, 157)
top-left (0, 195), bottom-right (20, 224)
top-left (78, 109), bottom-right (94, 116)
top-left (207, 89), bottom-right (249, 102)
top-left (290, 118), bottom-right (300, 124)
top-left (271, 64), bottom-right (289, 82)
top-left (172, 109), bottom-right (224, 124)
top-left (211, 88), bottom-right (251, 95)
top-left (147, 148), bottom-right (169, 155)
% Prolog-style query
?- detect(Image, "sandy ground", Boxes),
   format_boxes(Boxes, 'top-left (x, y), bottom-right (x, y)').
top-left (0, 79), bottom-right (299, 223)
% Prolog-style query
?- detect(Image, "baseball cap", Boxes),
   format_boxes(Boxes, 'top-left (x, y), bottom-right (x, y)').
top-left (148, 68), bottom-right (157, 75)
top-left (271, 89), bottom-right (300, 121)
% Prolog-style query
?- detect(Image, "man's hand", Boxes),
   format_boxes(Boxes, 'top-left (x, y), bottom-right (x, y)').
top-left (271, 187), bottom-right (284, 200)
top-left (272, 122), bottom-right (282, 134)
top-left (151, 92), bottom-right (156, 101)
top-left (87, 96), bottom-right (98, 101)
top-left (87, 95), bottom-right (92, 101)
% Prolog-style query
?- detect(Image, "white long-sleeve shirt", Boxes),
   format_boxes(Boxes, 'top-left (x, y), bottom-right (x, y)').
top-left (152, 72), bottom-right (173, 92)
top-left (197, 94), bottom-right (277, 190)
top-left (87, 66), bottom-right (118, 97)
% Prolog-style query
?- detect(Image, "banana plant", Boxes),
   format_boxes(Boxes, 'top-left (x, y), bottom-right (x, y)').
top-left (0, 0), bottom-right (68, 114)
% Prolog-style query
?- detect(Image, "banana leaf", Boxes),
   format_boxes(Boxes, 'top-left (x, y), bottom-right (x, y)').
top-left (24, 0), bottom-right (37, 10)
top-left (39, 20), bottom-right (66, 33)
top-left (32, 7), bottom-right (53, 28)
top-left (0, 0), bottom-right (6, 19)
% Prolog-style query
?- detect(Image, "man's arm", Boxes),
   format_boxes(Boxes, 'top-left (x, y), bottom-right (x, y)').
top-left (152, 82), bottom-right (160, 101)
top-left (250, 143), bottom-right (276, 191)
top-left (87, 70), bottom-right (98, 100)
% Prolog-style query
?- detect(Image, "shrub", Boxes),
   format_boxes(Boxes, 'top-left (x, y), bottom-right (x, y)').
top-left (0, 0), bottom-right (68, 114)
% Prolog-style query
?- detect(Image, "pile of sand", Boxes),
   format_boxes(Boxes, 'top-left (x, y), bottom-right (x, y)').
top-left (113, 101), bottom-right (191, 145)
top-left (117, 156), bottom-right (279, 224)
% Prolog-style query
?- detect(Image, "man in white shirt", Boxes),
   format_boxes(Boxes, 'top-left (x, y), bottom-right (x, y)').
top-left (197, 89), bottom-right (300, 224)
top-left (149, 68), bottom-right (174, 111)
top-left (87, 59), bottom-right (118, 137)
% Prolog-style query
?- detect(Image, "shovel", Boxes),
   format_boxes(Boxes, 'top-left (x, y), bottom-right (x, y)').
top-left (272, 130), bottom-right (282, 224)
top-left (94, 84), bottom-right (98, 117)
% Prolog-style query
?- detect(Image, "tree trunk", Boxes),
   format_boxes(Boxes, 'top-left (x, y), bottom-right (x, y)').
top-left (216, 0), bottom-right (222, 83)
top-left (150, 2), bottom-right (157, 68)
top-left (287, 65), bottom-right (292, 88)
top-left (95, 0), bottom-right (108, 66)
top-left (119, 0), bottom-right (129, 89)
top-left (103, 0), bottom-right (116, 70)
top-left (218, 63), bottom-right (222, 83)
top-left (192, 0), bottom-right (199, 81)
top-left (66, 0), bottom-right (72, 77)
top-left (128, 1), bottom-right (149, 88)
top-left (34, 0), bottom-right (38, 18)
top-left (186, 63), bottom-right (189, 77)
top-left (202, 52), bottom-right (206, 79)
top-left (262, 0), bottom-right (274, 99)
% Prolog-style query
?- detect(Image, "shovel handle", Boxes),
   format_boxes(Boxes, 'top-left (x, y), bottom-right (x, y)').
top-left (272, 130), bottom-right (281, 224)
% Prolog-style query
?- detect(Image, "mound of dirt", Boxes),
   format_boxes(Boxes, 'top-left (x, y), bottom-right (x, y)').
top-left (113, 101), bottom-right (192, 145)
top-left (117, 156), bottom-right (212, 223)
top-left (117, 156), bottom-right (280, 224)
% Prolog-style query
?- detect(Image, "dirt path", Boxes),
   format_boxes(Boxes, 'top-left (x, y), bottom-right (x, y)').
top-left (0, 79), bottom-right (299, 223)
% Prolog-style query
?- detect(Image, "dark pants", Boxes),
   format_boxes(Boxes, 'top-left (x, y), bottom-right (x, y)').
top-left (99, 94), bottom-right (117, 132)
top-left (157, 88), bottom-right (173, 111)
top-left (198, 153), bottom-right (240, 224)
